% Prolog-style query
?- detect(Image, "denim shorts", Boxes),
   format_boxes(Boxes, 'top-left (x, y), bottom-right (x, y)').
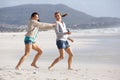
top-left (56, 40), bottom-right (70, 49)
top-left (24, 36), bottom-right (35, 44)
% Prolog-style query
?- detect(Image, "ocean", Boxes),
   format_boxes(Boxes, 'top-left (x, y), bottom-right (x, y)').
top-left (42, 27), bottom-right (120, 66)
top-left (71, 27), bottom-right (120, 65)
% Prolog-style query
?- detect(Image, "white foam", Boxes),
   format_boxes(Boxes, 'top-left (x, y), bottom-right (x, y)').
top-left (72, 27), bottom-right (120, 35)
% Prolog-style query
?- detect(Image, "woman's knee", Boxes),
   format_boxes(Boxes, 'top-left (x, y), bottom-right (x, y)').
top-left (37, 49), bottom-right (43, 54)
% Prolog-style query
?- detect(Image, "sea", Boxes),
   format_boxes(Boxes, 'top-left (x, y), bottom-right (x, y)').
top-left (43, 26), bottom-right (120, 66)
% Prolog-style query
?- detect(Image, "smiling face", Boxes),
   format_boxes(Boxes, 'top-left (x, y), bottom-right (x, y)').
top-left (31, 12), bottom-right (40, 21)
top-left (33, 14), bottom-right (39, 21)
top-left (55, 12), bottom-right (62, 21)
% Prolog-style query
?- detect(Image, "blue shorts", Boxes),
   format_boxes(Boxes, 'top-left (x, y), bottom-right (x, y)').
top-left (56, 40), bottom-right (70, 49)
top-left (24, 36), bottom-right (35, 44)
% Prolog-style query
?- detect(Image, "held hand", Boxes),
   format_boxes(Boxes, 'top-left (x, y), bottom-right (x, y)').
top-left (53, 23), bottom-right (56, 27)
top-left (66, 32), bottom-right (71, 35)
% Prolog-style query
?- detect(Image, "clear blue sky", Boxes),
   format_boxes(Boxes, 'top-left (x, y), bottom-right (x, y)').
top-left (0, 0), bottom-right (120, 18)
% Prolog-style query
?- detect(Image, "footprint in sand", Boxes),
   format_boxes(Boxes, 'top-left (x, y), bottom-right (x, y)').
top-left (15, 72), bottom-right (22, 75)
top-left (0, 68), bottom-right (4, 71)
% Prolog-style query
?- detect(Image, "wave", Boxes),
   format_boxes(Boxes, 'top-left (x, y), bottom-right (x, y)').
top-left (72, 27), bottom-right (120, 34)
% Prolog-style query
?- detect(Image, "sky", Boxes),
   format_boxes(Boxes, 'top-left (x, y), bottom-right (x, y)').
top-left (0, 0), bottom-right (120, 18)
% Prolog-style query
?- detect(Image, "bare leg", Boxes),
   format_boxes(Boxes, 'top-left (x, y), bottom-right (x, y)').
top-left (31, 43), bottom-right (43, 68)
top-left (15, 44), bottom-right (32, 70)
top-left (48, 49), bottom-right (64, 70)
top-left (65, 47), bottom-right (73, 70)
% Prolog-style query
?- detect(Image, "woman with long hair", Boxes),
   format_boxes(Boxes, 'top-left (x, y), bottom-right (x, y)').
top-left (48, 12), bottom-right (74, 70)
top-left (15, 12), bottom-right (55, 70)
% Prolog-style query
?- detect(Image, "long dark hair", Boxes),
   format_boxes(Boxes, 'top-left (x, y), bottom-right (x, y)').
top-left (30, 12), bottom-right (40, 22)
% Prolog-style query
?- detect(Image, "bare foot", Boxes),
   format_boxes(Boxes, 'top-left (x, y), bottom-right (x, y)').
top-left (31, 64), bottom-right (39, 68)
top-left (15, 66), bottom-right (21, 70)
top-left (48, 66), bottom-right (54, 70)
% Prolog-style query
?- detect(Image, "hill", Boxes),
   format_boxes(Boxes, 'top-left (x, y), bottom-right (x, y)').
top-left (0, 4), bottom-right (120, 32)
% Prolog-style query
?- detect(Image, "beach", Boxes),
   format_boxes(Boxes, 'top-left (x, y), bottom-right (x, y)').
top-left (0, 29), bottom-right (120, 80)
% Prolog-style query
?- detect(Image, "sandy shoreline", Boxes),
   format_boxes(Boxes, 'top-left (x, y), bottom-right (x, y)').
top-left (0, 31), bottom-right (120, 80)
top-left (0, 63), bottom-right (120, 80)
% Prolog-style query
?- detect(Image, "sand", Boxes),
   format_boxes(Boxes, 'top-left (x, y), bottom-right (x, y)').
top-left (0, 30), bottom-right (120, 80)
